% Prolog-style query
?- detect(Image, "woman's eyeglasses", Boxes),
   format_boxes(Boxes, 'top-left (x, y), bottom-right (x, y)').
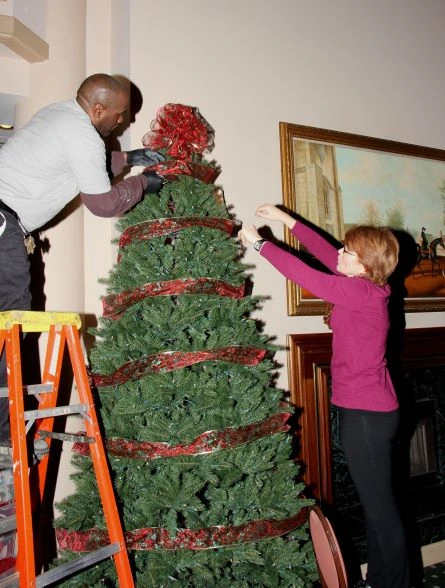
top-left (340, 241), bottom-right (358, 257)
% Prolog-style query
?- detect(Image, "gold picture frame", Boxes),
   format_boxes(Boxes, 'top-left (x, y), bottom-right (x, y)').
top-left (280, 122), bottom-right (445, 315)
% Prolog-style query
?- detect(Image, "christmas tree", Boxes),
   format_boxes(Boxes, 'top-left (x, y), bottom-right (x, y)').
top-left (55, 105), bottom-right (317, 586)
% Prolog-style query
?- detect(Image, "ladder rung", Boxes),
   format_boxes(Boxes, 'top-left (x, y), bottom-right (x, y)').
top-left (0, 384), bottom-right (54, 399)
top-left (0, 514), bottom-right (16, 535)
top-left (35, 543), bottom-right (120, 587)
top-left (0, 445), bottom-right (12, 457)
top-left (38, 431), bottom-right (95, 444)
top-left (24, 404), bottom-right (89, 421)
top-left (0, 570), bottom-right (19, 587)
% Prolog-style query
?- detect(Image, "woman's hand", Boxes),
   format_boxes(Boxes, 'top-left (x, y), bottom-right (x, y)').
top-left (255, 204), bottom-right (296, 229)
top-left (238, 225), bottom-right (262, 246)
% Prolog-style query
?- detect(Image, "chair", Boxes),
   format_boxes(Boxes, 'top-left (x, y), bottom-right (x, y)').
top-left (309, 506), bottom-right (348, 588)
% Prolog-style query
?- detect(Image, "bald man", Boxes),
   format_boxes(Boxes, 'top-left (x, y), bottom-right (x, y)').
top-left (0, 73), bottom-right (164, 444)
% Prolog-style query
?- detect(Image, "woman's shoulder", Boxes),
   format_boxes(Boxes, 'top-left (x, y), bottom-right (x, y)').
top-left (336, 276), bottom-right (390, 308)
top-left (353, 276), bottom-right (389, 294)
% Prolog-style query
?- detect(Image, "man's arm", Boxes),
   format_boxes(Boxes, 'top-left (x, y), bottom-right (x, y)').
top-left (80, 175), bottom-right (147, 217)
top-left (80, 169), bottom-right (165, 217)
top-left (110, 149), bottom-right (165, 177)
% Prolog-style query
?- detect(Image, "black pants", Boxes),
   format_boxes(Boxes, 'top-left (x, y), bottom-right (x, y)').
top-left (339, 407), bottom-right (409, 588)
top-left (0, 208), bottom-right (32, 441)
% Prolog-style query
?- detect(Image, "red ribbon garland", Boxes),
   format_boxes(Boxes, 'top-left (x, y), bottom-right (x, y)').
top-left (56, 509), bottom-right (308, 552)
top-left (119, 217), bottom-right (235, 250)
top-left (72, 411), bottom-right (291, 460)
top-left (91, 346), bottom-right (267, 387)
top-left (102, 278), bottom-right (245, 317)
top-left (146, 159), bottom-right (220, 184)
top-left (142, 104), bottom-right (214, 160)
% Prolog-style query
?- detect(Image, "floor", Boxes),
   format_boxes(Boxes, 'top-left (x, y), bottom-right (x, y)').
top-left (313, 561), bottom-right (445, 587)
top-left (423, 561), bottom-right (445, 588)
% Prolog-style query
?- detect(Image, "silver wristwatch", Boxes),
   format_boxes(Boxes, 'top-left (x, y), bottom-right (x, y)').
top-left (253, 239), bottom-right (267, 251)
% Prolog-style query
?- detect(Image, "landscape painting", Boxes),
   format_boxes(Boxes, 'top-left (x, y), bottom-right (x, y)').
top-left (280, 123), bottom-right (445, 315)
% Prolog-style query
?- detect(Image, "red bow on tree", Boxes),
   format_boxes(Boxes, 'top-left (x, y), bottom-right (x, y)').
top-left (142, 103), bottom-right (215, 161)
top-left (141, 104), bottom-right (220, 184)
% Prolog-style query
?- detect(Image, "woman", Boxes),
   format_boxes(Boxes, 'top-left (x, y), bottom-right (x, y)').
top-left (238, 204), bottom-right (408, 588)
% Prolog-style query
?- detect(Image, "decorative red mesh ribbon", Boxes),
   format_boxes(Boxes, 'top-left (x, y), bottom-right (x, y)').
top-left (56, 509), bottom-right (308, 552)
top-left (147, 159), bottom-right (220, 184)
top-left (91, 346), bottom-right (266, 387)
top-left (102, 278), bottom-right (245, 317)
top-left (119, 217), bottom-right (235, 250)
top-left (72, 411), bottom-right (291, 460)
top-left (141, 104), bottom-right (220, 183)
top-left (142, 104), bottom-right (214, 160)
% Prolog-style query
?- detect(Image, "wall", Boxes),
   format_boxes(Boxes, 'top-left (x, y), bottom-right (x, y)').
top-left (116, 0), bottom-right (445, 390)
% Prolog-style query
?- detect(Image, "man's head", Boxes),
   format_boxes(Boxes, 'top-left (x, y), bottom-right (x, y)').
top-left (76, 73), bottom-right (129, 137)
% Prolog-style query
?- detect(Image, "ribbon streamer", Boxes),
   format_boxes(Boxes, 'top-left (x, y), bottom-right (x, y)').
top-left (119, 217), bottom-right (235, 250)
top-left (72, 411), bottom-right (291, 460)
top-left (102, 278), bottom-right (245, 317)
top-left (92, 346), bottom-right (266, 387)
top-left (56, 509), bottom-right (308, 552)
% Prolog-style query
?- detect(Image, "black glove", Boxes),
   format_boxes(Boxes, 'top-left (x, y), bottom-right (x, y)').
top-left (142, 170), bottom-right (165, 193)
top-left (127, 148), bottom-right (165, 167)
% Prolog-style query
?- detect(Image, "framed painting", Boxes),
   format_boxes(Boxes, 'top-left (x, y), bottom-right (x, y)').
top-left (279, 122), bottom-right (445, 315)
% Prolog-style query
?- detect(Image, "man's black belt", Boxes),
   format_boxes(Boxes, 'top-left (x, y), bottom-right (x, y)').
top-left (0, 199), bottom-right (19, 220)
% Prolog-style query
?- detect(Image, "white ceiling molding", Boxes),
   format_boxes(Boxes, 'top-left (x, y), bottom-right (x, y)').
top-left (0, 14), bottom-right (48, 62)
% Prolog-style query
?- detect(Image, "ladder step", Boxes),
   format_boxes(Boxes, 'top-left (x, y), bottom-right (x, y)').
top-left (0, 514), bottom-right (16, 535)
top-left (0, 310), bottom-right (81, 332)
top-left (38, 430), bottom-right (95, 444)
top-left (0, 570), bottom-right (19, 588)
top-left (0, 383), bottom-right (54, 399)
top-left (35, 543), bottom-right (120, 587)
top-left (24, 404), bottom-right (90, 421)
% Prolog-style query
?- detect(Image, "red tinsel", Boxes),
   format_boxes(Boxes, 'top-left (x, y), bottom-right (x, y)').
top-left (72, 411), bottom-right (291, 460)
top-left (91, 346), bottom-right (266, 387)
top-left (147, 159), bottom-right (220, 184)
top-left (102, 278), bottom-right (245, 317)
top-left (142, 104), bottom-right (214, 160)
top-left (56, 509), bottom-right (308, 552)
top-left (119, 217), bottom-right (235, 250)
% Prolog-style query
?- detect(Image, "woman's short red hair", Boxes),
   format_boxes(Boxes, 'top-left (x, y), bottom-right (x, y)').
top-left (344, 225), bottom-right (399, 286)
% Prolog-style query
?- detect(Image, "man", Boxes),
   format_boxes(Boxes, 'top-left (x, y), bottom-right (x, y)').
top-left (420, 227), bottom-right (429, 256)
top-left (0, 73), bottom-right (165, 443)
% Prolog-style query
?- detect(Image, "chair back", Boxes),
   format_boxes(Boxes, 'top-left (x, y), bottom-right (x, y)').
top-left (309, 506), bottom-right (348, 588)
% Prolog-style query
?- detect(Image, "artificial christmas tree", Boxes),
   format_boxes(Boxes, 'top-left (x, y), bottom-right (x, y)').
top-left (54, 105), bottom-right (317, 586)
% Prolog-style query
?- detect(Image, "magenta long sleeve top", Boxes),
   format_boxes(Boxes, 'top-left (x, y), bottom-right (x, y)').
top-left (260, 221), bottom-right (399, 412)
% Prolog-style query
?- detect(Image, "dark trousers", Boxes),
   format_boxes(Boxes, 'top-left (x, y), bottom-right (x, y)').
top-left (339, 407), bottom-right (409, 588)
top-left (0, 208), bottom-right (32, 441)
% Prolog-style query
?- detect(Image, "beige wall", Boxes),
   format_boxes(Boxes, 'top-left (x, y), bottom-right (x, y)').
top-left (123, 0), bottom-right (445, 389)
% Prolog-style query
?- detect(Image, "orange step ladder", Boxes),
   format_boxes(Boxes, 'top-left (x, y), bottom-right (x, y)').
top-left (0, 310), bottom-right (134, 587)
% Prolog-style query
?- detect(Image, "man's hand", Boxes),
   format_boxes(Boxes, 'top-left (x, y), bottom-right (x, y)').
top-left (127, 148), bottom-right (165, 167)
top-left (142, 170), bottom-right (165, 193)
